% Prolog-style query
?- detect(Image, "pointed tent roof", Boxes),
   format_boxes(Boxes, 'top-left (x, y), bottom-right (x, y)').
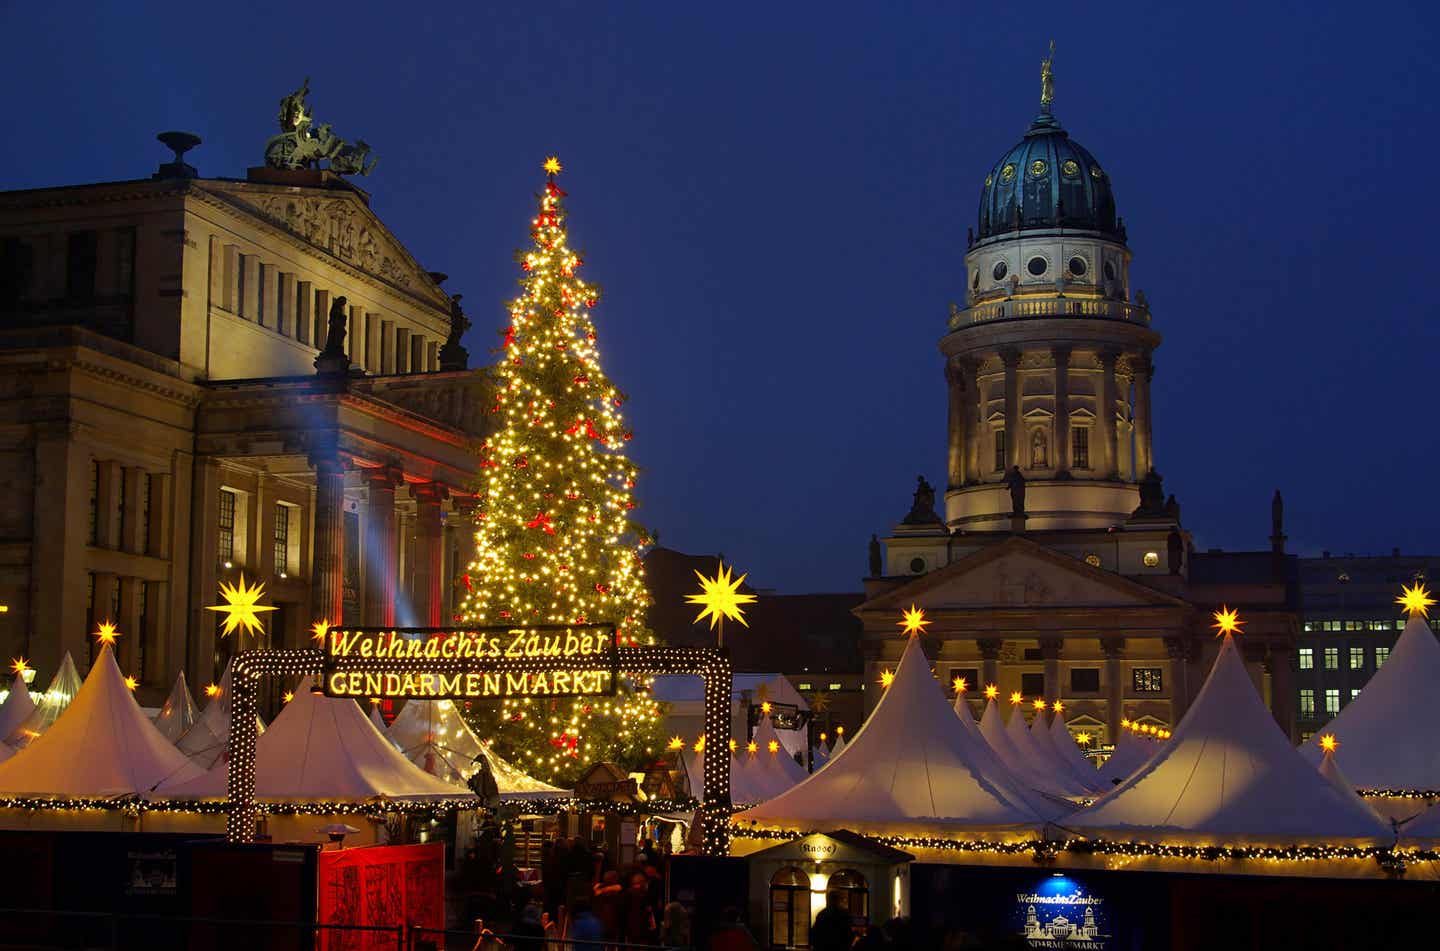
top-left (0, 644), bottom-right (203, 795)
top-left (1097, 730), bottom-right (1160, 787)
top-left (955, 692), bottom-right (1070, 803)
top-left (176, 661), bottom-right (265, 768)
top-left (753, 715), bottom-right (808, 787)
top-left (386, 699), bottom-right (568, 799)
top-left (735, 634), bottom-right (1052, 836)
top-left (979, 698), bottom-right (1027, 772)
top-left (1048, 710), bottom-right (1106, 793)
top-left (153, 671), bottom-right (198, 743)
top-left (1298, 613), bottom-right (1440, 790)
top-left (160, 681), bottom-right (465, 801)
top-left (1400, 799), bottom-right (1440, 841)
top-left (368, 703), bottom-right (387, 733)
top-left (1067, 634), bottom-right (1392, 843)
top-left (830, 733), bottom-right (847, 756)
top-left (1316, 745), bottom-right (1380, 822)
top-left (1004, 702), bottom-right (1085, 797)
top-left (0, 673), bottom-right (37, 744)
top-left (8, 653), bottom-right (82, 747)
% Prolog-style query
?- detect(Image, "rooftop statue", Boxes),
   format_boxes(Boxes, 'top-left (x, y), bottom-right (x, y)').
top-left (1040, 41), bottom-right (1056, 111)
top-left (265, 78), bottom-right (377, 176)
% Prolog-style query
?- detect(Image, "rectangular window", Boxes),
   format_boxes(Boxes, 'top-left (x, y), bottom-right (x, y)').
top-left (1298, 647), bottom-right (1313, 670)
top-left (0, 236), bottom-right (35, 306)
top-left (1376, 647), bottom-right (1390, 667)
top-left (1349, 646), bottom-right (1365, 670)
top-left (1299, 689), bottom-right (1315, 718)
top-left (1072, 425), bottom-right (1090, 469)
top-left (88, 460), bottom-right (99, 545)
top-left (1022, 647), bottom-right (1042, 661)
top-left (1350, 688), bottom-right (1361, 701)
top-left (1132, 667), bottom-right (1164, 693)
top-left (993, 429), bottom-right (1007, 472)
top-left (1302, 621), bottom-right (1317, 632)
top-left (273, 504), bottom-right (291, 576)
top-left (827, 682), bottom-right (842, 691)
top-left (66, 230), bottom-right (98, 299)
top-left (1323, 689), bottom-right (1340, 716)
top-left (1070, 668), bottom-right (1101, 693)
top-left (796, 682), bottom-right (812, 691)
top-left (1323, 647), bottom-right (1338, 670)
top-left (1020, 672), bottom-right (1044, 697)
top-left (217, 488), bottom-right (237, 566)
top-left (950, 667), bottom-right (980, 693)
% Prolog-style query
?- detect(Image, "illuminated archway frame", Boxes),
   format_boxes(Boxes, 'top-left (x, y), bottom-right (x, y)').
top-left (224, 643), bottom-right (735, 855)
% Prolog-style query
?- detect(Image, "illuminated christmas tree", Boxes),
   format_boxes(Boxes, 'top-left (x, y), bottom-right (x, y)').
top-left (458, 157), bottom-right (662, 783)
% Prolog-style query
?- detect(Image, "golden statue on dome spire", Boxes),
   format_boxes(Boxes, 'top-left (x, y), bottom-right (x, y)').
top-left (1040, 40), bottom-right (1056, 111)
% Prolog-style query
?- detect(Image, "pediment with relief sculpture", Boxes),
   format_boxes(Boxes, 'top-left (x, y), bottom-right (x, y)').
top-left (197, 182), bottom-right (449, 308)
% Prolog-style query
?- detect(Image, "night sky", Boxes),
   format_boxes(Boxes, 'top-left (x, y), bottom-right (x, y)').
top-left (3, 2), bottom-right (1437, 593)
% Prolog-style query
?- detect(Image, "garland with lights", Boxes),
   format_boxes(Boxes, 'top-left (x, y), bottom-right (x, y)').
top-left (455, 155), bottom-right (662, 784)
top-left (223, 643), bottom-right (734, 855)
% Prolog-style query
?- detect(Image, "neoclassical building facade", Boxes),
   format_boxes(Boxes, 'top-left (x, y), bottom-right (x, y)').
top-left (863, 78), bottom-right (1299, 745)
top-left (0, 137), bottom-right (488, 705)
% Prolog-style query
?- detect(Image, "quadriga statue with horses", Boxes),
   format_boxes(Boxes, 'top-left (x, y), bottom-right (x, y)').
top-left (264, 78), bottom-right (377, 176)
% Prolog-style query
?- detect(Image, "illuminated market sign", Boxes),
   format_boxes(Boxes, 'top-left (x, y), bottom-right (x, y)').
top-left (321, 624), bottom-right (619, 700)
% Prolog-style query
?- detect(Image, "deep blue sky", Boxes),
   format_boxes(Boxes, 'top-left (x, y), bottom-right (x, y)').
top-left (3, 2), bottom-right (1437, 592)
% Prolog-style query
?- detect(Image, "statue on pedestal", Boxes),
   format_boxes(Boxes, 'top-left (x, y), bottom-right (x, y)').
top-left (265, 78), bottom-right (377, 176)
top-left (1003, 466), bottom-right (1027, 516)
top-left (901, 476), bottom-right (942, 525)
top-left (314, 296), bottom-right (350, 374)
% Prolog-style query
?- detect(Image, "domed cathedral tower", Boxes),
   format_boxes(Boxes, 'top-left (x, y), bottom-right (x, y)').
top-left (942, 55), bottom-right (1158, 533)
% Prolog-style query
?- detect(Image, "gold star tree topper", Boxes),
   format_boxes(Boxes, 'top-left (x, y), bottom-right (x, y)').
top-left (898, 604), bottom-right (931, 637)
top-left (207, 574), bottom-right (278, 639)
top-left (1212, 605), bottom-right (1244, 638)
top-left (687, 562), bottom-right (757, 630)
top-left (1397, 582), bottom-right (1435, 619)
top-left (543, 155), bottom-right (563, 176)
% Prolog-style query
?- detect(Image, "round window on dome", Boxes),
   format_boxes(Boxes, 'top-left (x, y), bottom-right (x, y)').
top-left (1062, 159), bottom-right (1080, 178)
top-left (1029, 159), bottom-right (1048, 178)
top-left (1000, 164), bottom-right (1016, 183)
top-left (992, 261), bottom-right (1008, 282)
top-left (1027, 256), bottom-right (1048, 277)
top-left (984, 174), bottom-right (993, 187)
top-left (1090, 165), bottom-right (1104, 180)
top-left (1068, 256), bottom-right (1087, 278)
top-left (909, 557), bottom-right (926, 574)
top-left (1103, 261), bottom-right (1116, 282)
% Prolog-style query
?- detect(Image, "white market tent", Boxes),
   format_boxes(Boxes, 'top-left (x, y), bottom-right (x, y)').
top-left (1097, 728), bottom-right (1161, 788)
top-left (734, 633), bottom-right (1054, 837)
top-left (1028, 710), bottom-right (1096, 795)
top-left (160, 680), bottom-right (465, 801)
top-left (8, 652), bottom-right (82, 748)
top-left (153, 671), bottom-right (198, 743)
top-left (978, 698), bottom-right (1027, 774)
top-left (1298, 612), bottom-right (1440, 791)
top-left (1399, 799), bottom-right (1440, 843)
top-left (652, 672), bottom-right (810, 757)
top-left (1066, 632), bottom-right (1392, 844)
top-left (175, 662), bottom-right (265, 768)
top-left (1047, 709), bottom-right (1107, 794)
top-left (1003, 702), bottom-right (1086, 798)
top-left (954, 692), bottom-right (1076, 804)
top-left (829, 732), bottom-right (847, 756)
top-left (752, 714), bottom-right (807, 788)
top-left (0, 644), bottom-right (203, 795)
top-left (0, 673), bottom-right (37, 746)
top-left (368, 702), bottom-right (388, 734)
top-left (386, 698), bottom-right (568, 800)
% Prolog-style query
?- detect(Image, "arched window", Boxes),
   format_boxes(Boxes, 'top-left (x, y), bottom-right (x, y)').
top-left (826, 869), bottom-right (869, 923)
top-left (769, 867), bottom-right (811, 948)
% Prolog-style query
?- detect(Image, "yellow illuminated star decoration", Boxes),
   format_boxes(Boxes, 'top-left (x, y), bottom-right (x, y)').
top-left (692, 735), bottom-right (706, 753)
top-left (207, 575), bottom-right (277, 640)
top-left (10, 657), bottom-right (30, 677)
top-left (984, 684), bottom-right (999, 700)
top-left (1212, 605), bottom-right (1244, 638)
top-left (1009, 691), bottom-right (1024, 705)
top-left (95, 620), bottom-right (120, 647)
top-left (310, 619), bottom-right (332, 644)
top-left (835, 725), bottom-right (844, 736)
top-left (745, 740), bottom-right (758, 754)
top-left (760, 700), bottom-right (772, 715)
top-left (1397, 582), bottom-right (1436, 619)
top-left (1076, 732), bottom-right (1092, 747)
top-left (1052, 700), bottom-right (1065, 714)
top-left (1032, 698), bottom-right (1047, 711)
top-left (543, 155), bottom-right (563, 176)
top-left (1319, 733), bottom-right (1339, 754)
top-left (767, 739), bottom-right (780, 754)
top-left (282, 690), bottom-right (295, 703)
top-left (667, 735), bottom-right (684, 750)
top-left (687, 563), bottom-right (757, 631)
top-left (898, 604), bottom-right (931, 638)
top-left (124, 675), bottom-right (138, 691)
top-left (879, 668), bottom-right (895, 689)
top-left (204, 683), bottom-right (222, 699)
top-left (952, 676), bottom-right (968, 695)
top-left (728, 738), bottom-right (737, 751)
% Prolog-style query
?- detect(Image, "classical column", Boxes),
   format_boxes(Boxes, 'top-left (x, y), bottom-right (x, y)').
top-left (412, 482), bottom-right (449, 626)
top-left (978, 637), bottom-right (1003, 690)
top-left (450, 495), bottom-right (480, 613)
top-left (1039, 636), bottom-right (1063, 701)
top-left (1133, 352), bottom-right (1154, 476)
top-left (945, 360), bottom-right (966, 490)
top-left (1098, 350), bottom-right (1120, 479)
top-left (1102, 638), bottom-right (1126, 743)
top-left (308, 444), bottom-right (346, 625)
top-left (1265, 644), bottom-right (1296, 743)
top-left (962, 360), bottom-right (981, 484)
top-left (361, 465), bottom-right (403, 627)
top-left (1053, 345), bottom-right (1072, 479)
top-left (1001, 349), bottom-right (1022, 471)
top-left (1165, 634), bottom-right (1202, 723)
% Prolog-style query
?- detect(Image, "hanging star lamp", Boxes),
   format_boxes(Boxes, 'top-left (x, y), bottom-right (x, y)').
top-left (687, 561), bottom-right (756, 648)
top-left (1212, 605), bottom-right (1244, 638)
top-left (898, 604), bottom-right (930, 637)
top-left (207, 575), bottom-right (278, 640)
top-left (1397, 582), bottom-right (1435, 619)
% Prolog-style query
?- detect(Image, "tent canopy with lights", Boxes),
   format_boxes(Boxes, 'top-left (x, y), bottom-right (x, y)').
top-left (153, 671), bottom-right (198, 743)
top-left (0, 644), bottom-right (203, 796)
top-left (1066, 630), bottom-right (1390, 844)
top-left (1298, 606), bottom-right (1440, 792)
top-left (0, 673), bottom-right (36, 747)
top-left (8, 652), bottom-right (82, 748)
top-left (160, 681), bottom-right (466, 802)
top-left (175, 661), bottom-right (265, 768)
top-left (1097, 727), bottom-right (1161, 788)
top-left (734, 633), bottom-right (1054, 837)
top-left (386, 698), bottom-right (568, 800)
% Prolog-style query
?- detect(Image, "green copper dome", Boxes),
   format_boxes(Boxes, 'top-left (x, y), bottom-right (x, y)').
top-left (976, 112), bottom-right (1122, 244)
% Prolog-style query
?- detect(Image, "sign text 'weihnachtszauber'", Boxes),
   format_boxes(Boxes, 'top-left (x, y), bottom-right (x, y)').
top-left (322, 624), bottom-right (619, 700)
